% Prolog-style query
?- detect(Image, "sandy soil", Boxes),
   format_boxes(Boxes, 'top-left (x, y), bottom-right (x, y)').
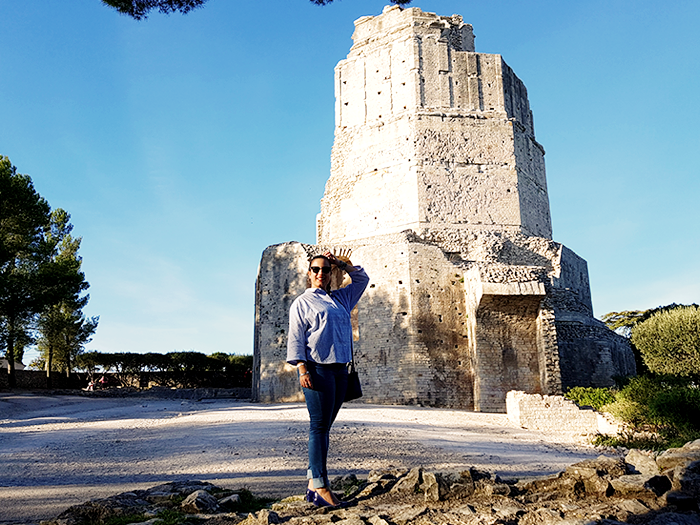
top-left (0, 393), bottom-right (603, 524)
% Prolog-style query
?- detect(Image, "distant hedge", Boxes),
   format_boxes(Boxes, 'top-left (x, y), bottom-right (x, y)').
top-left (74, 351), bottom-right (253, 388)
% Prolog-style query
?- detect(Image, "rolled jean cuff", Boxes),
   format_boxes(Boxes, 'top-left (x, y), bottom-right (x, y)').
top-left (307, 469), bottom-right (327, 489)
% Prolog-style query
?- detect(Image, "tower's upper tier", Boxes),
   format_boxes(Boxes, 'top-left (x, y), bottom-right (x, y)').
top-left (318, 6), bottom-right (552, 244)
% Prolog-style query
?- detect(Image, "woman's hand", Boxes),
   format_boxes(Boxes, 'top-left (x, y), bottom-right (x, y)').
top-left (298, 363), bottom-right (313, 389)
top-left (324, 250), bottom-right (356, 272)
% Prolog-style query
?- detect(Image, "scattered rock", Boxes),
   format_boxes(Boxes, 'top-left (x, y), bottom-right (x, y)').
top-left (218, 493), bottom-right (242, 510)
top-left (331, 473), bottom-right (359, 490)
top-left (665, 491), bottom-right (699, 512)
top-left (672, 460), bottom-right (700, 498)
top-left (366, 516), bottom-right (391, 525)
top-left (240, 509), bottom-right (279, 524)
top-left (391, 504), bottom-right (428, 522)
top-left (419, 471), bottom-right (448, 502)
top-left (568, 454), bottom-right (627, 478)
top-left (356, 482), bottom-right (383, 499)
top-left (610, 474), bottom-right (671, 498)
top-left (389, 467), bottom-right (422, 494)
top-left (492, 500), bottom-right (527, 519)
top-left (657, 439), bottom-right (700, 471)
top-left (615, 498), bottom-right (650, 520)
top-left (42, 444), bottom-right (700, 525)
top-left (367, 468), bottom-right (405, 483)
top-left (645, 513), bottom-right (700, 525)
top-left (627, 448), bottom-right (661, 476)
top-left (334, 517), bottom-right (365, 525)
top-left (180, 489), bottom-right (220, 513)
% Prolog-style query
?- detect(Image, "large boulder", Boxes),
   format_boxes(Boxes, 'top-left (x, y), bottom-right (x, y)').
top-left (670, 460), bottom-right (700, 499)
top-left (657, 439), bottom-right (700, 471)
top-left (610, 474), bottom-right (672, 498)
top-left (180, 489), bottom-right (220, 513)
top-left (626, 449), bottom-right (661, 476)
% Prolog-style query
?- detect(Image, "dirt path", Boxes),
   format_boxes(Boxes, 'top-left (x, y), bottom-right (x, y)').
top-left (0, 393), bottom-right (602, 524)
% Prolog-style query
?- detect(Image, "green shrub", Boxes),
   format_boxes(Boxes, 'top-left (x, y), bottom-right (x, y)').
top-left (103, 515), bottom-right (150, 525)
top-left (604, 375), bottom-right (700, 448)
top-left (647, 384), bottom-right (700, 447)
top-left (592, 432), bottom-right (665, 451)
top-left (154, 510), bottom-right (187, 525)
top-left (631, 305), bottom-right (700, 377)
top-left (564, 387), bottom-right (616, 411)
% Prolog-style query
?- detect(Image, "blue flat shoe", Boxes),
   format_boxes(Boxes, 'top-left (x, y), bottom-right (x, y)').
top-left (308, 489), bottom-right (348, 508)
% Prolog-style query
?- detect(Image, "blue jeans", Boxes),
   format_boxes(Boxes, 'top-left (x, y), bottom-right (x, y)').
top-left (302, 362), bottom-right (348, 489)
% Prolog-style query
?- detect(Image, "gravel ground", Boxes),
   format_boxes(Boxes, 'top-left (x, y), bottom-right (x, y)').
top-left (0, 393), bottom-right (603, 524)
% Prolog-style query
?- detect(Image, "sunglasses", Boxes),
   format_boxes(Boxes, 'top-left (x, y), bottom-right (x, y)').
top-left (310, 266), bottom-right (332, 275)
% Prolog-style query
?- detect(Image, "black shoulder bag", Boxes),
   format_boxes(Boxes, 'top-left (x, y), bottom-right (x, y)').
top-left (345, 345), bottom-right (363, 401)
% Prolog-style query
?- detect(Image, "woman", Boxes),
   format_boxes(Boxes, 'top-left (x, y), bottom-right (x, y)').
top-left (286, 251), bottom-right (369, 507)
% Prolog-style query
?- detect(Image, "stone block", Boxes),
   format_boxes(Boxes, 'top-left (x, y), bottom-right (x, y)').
top-left (180, 490), bottom-right (220, 514)
top-left (626, 449), bottom-right (661, 476)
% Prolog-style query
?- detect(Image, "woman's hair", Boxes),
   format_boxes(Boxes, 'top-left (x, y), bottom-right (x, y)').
top-left (308, 255), bottom-right (331, 269)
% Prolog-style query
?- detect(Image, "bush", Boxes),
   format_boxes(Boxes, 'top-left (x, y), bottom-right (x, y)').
top-left (647, 384), bottom-right (700, 447)
top-left (605, 375), bottom-right (700, 448)
top-left (565, 387), bottom-right (616, 411)
top-left (592, 433), bottom-right (665, 451)
top-left (631, 305), bottom-right (700, 378)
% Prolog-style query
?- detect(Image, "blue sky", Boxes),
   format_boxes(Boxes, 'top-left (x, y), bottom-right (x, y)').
top-left (1, 0), bottom-right (698, 363)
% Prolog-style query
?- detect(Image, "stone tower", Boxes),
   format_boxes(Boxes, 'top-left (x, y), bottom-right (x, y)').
top-left (318, 7), bottom-right (550, 244)
top-left (253, 6), bottom-right (635, 412)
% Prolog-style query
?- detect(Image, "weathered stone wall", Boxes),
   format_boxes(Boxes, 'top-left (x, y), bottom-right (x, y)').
top-left (253, 231), bottom-right (633, 410)
top-left (474, 294), bottom-right (543, 412)
top-left (404, 241), bottom-right (474, 407)
top-left (555, 316), bottom-right (637, 390)
top-left (253, 242), bottom-right (311, 402)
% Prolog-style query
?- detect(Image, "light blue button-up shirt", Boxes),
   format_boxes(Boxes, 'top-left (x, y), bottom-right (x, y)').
top-left (286, 267), bottom-right (369, 365)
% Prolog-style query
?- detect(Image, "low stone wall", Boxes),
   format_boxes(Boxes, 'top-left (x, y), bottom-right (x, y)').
top-left (506, 390), bottom-right (621, 434)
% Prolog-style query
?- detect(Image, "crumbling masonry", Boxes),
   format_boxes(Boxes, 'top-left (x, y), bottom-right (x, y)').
top-left (253, 6), bottom-right (635, 412)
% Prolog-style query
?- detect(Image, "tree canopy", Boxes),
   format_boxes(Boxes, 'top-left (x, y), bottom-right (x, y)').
top-left (601, 303), bottom-right (696, 337)
top-left (36, 209), bottom-right (98, 381)
top-left (0, 156), bottom-right (52, 382)
top-left (631, 305), bottom-right (700, 378)
top-left (310, 0), bottom-right (411, 5)
top-left (101, 0), bottom-right (207, 20)
top-left (102, 0), bottom-right (413, 20)
top-left (602, 303), bottom-right (699, 375)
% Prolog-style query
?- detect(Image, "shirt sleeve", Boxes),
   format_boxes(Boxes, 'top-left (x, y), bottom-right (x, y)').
top-left (286, 298), bottom-right (308, 365)
top-left (331, 266), bottom-right (370, 313)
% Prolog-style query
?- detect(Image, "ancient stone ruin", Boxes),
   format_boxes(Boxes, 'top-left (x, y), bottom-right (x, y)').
top-left (253, 6), bottom-right (635, 411)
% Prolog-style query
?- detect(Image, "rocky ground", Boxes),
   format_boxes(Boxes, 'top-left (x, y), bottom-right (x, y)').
top-left (2, 392), bottom-right (696, 525)
top-left (40, 440), bottom-right (700, 525)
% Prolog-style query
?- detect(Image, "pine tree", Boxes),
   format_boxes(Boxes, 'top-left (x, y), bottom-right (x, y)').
top-left (0, 156), bottom-right (51, 387)
top-left (37, 209), bottom-right (98, 385)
